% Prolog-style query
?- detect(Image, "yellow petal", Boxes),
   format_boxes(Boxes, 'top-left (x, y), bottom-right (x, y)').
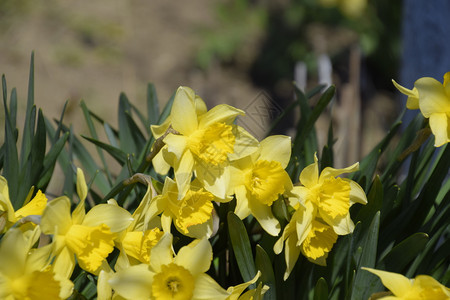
top-left (152, 148), bottom-right (171, 175)
top-left (248, 196), bottom-right (280, 236)
top-left (0, 176), bottom-right (16, 225)
top-left (299, 158), bottom-right (319, 188)
top-left (317, 177), bottom-right (351, 220)
top-left (319, 162), bottom-right (359, 183)
top-left (83, 204), bottom-right (133, 233)
top-left (226, 271), bottom-right (261, 300)
top-left (228, 126), bottom-right (259, 161)
top-left (194, 163), bottom-right (230, 199)
top-left (40, 197), bottom-right (72, 235)
top-left (234, 184), bottom-right (252, 219)
top-left (174, 151), bottom-right (195, 199)
top-left (171, 86), bottom-right (199, 135)
top-left (362, 267), bottom-right (412, 297)
top-left (327, 213), bottom-right (355, 235)
top-left (174, 238), bottom-right (212, 276)
top-left (149, 234), bottom-right (174, 271)
top-left (53, 246), bottom-right (76, 279)
top-left (347, 179), bottom-right (368, 205)
top-left (392, 79), bottom-right (420, 110)
top-left (76, 168), bottom-right (88, 202)
top-left (415, 77), bottom-right (450, 117)
top-left (413, 275), bottom-right (450, 298)
top-left (429, 113), bottom-right (450, 147)
top-left (284, 234), bottom-right (302, 281)
top-left (122, 228), bottom-right (163, 264)
top-left (301, 220), bottom-right (337, 262)
top-left (0, 228), bottom-right (27, 276)
top-left (152, 263), bottom-right (195, 300)
top-left (109, 264), bottom-right (154, 299)
top-left (164, 133), bottom-right (188, 160)
top-left (180, 217), bottom-right (213, 239)
top-left (198, 104), bottom-right (244, 129)
top-left (14, 190), bottom-right (48, 220)
top-left (194, 273), bottom-right (230, 300)
top-left (258, 135), bottom-right (292, 169)
top-left (150, 116), bottom-right (171, 139)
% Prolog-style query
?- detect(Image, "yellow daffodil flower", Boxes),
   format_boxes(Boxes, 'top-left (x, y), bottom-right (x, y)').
top-left (0, 175), bottom-right (48, 232)
top-left (229, 135), bottom-right (293, 236)
top-left (151, 86), bottom-right (258, 199)
top-left (0, 227), bottom-right (73, 299)
top-left (295, 155), bottom-right (367, 235)
top-left (109, 234), bottom-right (248, 300)
top-left (40, 196), bottom-right (133, 277)
top-left (393, 72), bottom-right (450, 147)
top-left (275, 155), bottom-right (366, 278)
top-left (148, 177), bottom-right (223, 239)
top-left (363, 267), bottom-right (450, 299)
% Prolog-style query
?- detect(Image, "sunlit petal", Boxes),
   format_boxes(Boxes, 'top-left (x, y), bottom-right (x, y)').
top-left (40, 197), bottom-right (72, 235)
top-left (175, 238), bottom-right (212, 276)
top-left (259, 135), bottom-right (292, 168)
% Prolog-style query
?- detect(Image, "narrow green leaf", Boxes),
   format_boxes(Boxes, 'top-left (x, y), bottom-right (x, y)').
top-left (30, 109), bottom-right (46, 182)
top-left (314, 277), bottom-right (328, 300)
top-left (351, 212), bottom-right (380, 300)
top-left (81, 135), bottom-right (127, 165)
top-left (118, 93), bottom-right (136, 154)
top-left (125, 112), bottom-right (146, 150)
top-left (10, 88), bottom-right (17, 128)
top-left (104, 123), bottom-right (119, 148)
top-left (80, 100), bottom-right (112, 184)
top-left (157, 91), bottom-right (175, 125)
top-left (380, 233), bottom-right (429, 273)
top-left (355, 176), bottom-right (382, 224)
top-left (255, 245), bottom-right (276, 299)
top-left (37, 132), bottom-right (70, 189)
top-left (147, 83), bottom-right (159, 126)
top-left (20, 52), bottom-right (36, 167)
top-left (227, 212), bottom-right (257, 283)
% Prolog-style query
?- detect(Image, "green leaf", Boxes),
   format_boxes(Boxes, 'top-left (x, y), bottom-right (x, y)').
top-left (147, 83), bottom-right (160, 126)
top-left (227, 212), bottom-right (257, 283)
top-left (255, 244), bottom-right (276, 300)
top-left (157, 91), bottom-right (175, 125)
top-left (355, 176), bottom-right (382, 224)
top-left (37, 132), bottom-right (70, 188)
top-left (379, 232), bottom-right (429, 273)
top-left (20, 52), bottom-right (36, 168)
top-left (351, 212), bottom-right (380, 300)
top-left (9, 88), bottom-right (17, 129)
top-left (314, 277), bottom-right (328, 300)
top-left (118, 93), bottom-right (137, 154)
top-left (81, 135), bottom-right (127, 165)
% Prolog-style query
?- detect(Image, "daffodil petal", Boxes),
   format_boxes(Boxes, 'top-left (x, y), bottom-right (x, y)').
top-left (109, 264), bottom-right (154, 299)
top-left (299, 158), bottom-right (319, 187)
top-left (40, 196), bottom-right (72, 235)
top-left (248, 197), bottom-right (280, 236)
top-left (183, 217), bottom-right (213, 239)
top-left (194, 163), bottom-right (229, 199)
top-left (429, 113), bottom-right (450, 147)
top-left (284, 235), bottom-right (302, 281)
top-left (234, 185), bottom-right (251, 219)
top-left (175, 238), bottom-right (212, 276)
top-left (164, 133), bottom-right (188, 160)
top-left (259, 135), bottom-right (292, 168)
top-left (362, 267), bottom-right (412, 297)
top-left (229, 126), bottom-right (259, 161)
top-left (392, 79), bottom-right (420, 110)
top-left (149, 234), bottom-right (174, 272)
top-left (198, 104), bottom-right (244, 128)
top-left (344, 179), bottom-right (368, 206)
top-left (152, 148), bottom-right (171, 175)
top-left (320, 162), bottom-right (359, 182)
top-left (226, 271), bottom-right (261, 300)
top-left (53, 246), bottom-right (76, 279)
top-left (415, 77), bottom-right (450, 117)
top-left (175, 151), bottom-right (195, 199)
top-left (171, 86), bottom-right (199, 135)
top-left (329, 213), bottom-right (355, 235)
top-left (14, 190), bottom-right (48, 219)
top-left (192, 273), bottom-right (229, 300)
top-left (83, 204), bottom-right (133, 233)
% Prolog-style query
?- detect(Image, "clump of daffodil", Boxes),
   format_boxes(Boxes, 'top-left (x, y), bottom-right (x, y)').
top-left (151, 86), bottom-right (258, 199)
top-left (229, 135), bottom-right (293, 236)
top-left (148, 177), bottom-right (224, 239)
top-left (108, 233), bottom-right (262, 300)
top-left (275, 155), bottom-right (367, 279)
top-left (362, 267), bottom-right (450, 299)
top-left (0, 227), bottom-right (73, 299)
top-left (0, 175), bottom-right (48, 232)
top-left (40, 168), bottom-right (134, 277)
top-left (393, 72), bottom-right (450, 147)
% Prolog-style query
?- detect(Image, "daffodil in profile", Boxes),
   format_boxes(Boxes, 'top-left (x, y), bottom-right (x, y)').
top-left (109, 233), bottom-right (256, 300)
top-left (0, 175), bottom-right (48, 232)
top-left (229, 135), bottom-right (293, 236)
top-left (151, 86), bottom-right (258, 198)
top-left (393, 72), bottom-right (450, 147)
top-left (40, 168), bottom-right (133, 277)
top-left (363, 267), bottom-right (450, 299)
top-left (0, 227), bottom-right (73, 299)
